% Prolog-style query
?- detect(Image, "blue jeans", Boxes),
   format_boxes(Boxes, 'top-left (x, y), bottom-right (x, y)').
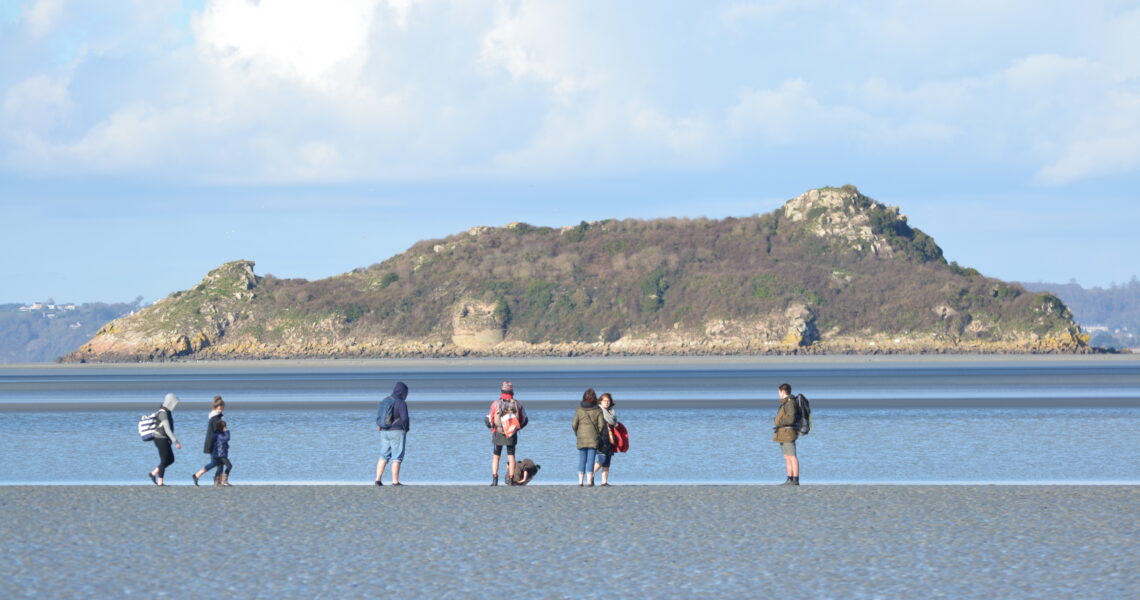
top-left (577, 447), bottom-right (597, 474)
top-left (380, 430), bottom-right (407, 462)
top-left (202, 457), bottom-right (232, 475)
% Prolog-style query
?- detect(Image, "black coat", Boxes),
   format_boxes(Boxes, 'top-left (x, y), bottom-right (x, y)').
top-left (203, 412), bottom-right (223, 454)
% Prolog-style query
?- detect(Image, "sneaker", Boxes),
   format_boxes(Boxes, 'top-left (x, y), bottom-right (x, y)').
top-left (374, 480), bottom-right (383, 486)
top-left (192, 473), bottom-right (200, 487)
top-left (149, 473), bottom-right (157, 485)
top-left (391, 482), bottom-right (404, 486)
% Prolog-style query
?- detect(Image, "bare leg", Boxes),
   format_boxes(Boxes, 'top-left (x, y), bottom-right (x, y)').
top-left (391, 461), bottom-right (401, 485)
top-left (491, 454), bottom-right (500, 478)
top-left (592, 461), bottom-right (601, 475)
top-left (600, 467), bottom-right (609, 485)
top-left (578, 471), bottom-right (584, 485)
top-left (375, 458), bottom-right (388, 483)
top-left (783, 455), bottom-right (800, 478)
top-left (507, 455), bottom-right (516, 481)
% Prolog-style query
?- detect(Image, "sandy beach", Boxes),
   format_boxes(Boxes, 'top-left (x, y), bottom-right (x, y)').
top-left (2, 485), bottom-right (1136, 598)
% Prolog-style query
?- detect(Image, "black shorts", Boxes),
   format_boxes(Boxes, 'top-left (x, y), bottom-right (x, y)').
top-left (493, 444), bottom-right (516, 456)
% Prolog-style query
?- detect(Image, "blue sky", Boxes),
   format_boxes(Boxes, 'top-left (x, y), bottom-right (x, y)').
top-left (2, 0), bottom-right (1139, 303)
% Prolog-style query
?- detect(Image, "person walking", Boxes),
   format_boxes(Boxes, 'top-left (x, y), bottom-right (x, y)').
top-left (375, 382), bottom-right (410, 486)
top-left (487, 381), bottom-right (528, 486)
top-left (148, 393), bottom-right (181, 486)
top-left (774, 383), bottom-right (800, 485)
top-left (592, 393), bottom-right (618, 486)
top-left (192, 396), bottom-right (226, 486)
top-left (571, 388), bottom-right (605, 487)
top-left (194, 420), bottom-right (233, 487)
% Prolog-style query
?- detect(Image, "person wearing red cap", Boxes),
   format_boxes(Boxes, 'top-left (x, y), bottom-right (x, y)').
top-left (487, 381), bottom-right (527, 486)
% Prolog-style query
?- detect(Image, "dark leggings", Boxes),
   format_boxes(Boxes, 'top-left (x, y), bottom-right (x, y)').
top-left (203, 457), bottom-right (232, 475)
top-left (493, 444), bottom-right (516, 457)
top-left (153, 438), bottom-right (175, 477)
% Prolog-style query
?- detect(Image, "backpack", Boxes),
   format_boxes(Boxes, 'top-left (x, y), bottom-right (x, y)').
top-left (138, 410), bottom-right (159, 441)
top-left (376, 397), bottom-right (395, 429)
top-left (498, 398), bottom-right (522, 436)
top-left (793, 393), bottom-right (812, 435)
top-left (487, 398), bottom-right (528, 431)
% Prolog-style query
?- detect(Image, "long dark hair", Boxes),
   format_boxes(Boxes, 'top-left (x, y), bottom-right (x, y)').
top-left (599, 392), bottom-right (614, 407)
top-left (582, 388), bottom-right (597, 405)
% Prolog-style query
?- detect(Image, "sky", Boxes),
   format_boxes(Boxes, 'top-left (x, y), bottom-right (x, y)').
top-left (2, 0), bottom-right (1139, 303)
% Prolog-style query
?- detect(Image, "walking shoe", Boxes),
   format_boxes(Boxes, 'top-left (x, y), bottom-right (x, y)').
top-left (491, 476), bottom-right (498, 487)
top-left (791, 477), bottom-right (800, 486)
top-left (149, 473), bottom-right (157, 485)
top-left (374, 480), bottom-right (383, 486)
top-left (192, 473), bottom-right (200, 487)
top-left (780, 477), bottom-right (795, 486)
top-left (392, 482), bottom-right (404, 486)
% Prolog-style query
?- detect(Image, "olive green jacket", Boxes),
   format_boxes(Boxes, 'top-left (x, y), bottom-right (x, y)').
top-left (572, 404), bottom-right (606, 449)
top-left (773, 396), bottom-right (799, 443)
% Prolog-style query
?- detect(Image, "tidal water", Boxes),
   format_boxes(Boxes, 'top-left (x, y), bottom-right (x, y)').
top-left (1, 357), bottom-right (1138, 484)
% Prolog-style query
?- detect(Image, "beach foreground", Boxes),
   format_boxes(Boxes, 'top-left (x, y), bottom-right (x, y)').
top-left (2, 485), bottom-right (1136, 598)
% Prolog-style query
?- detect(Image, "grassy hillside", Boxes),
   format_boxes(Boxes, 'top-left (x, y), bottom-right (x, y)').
top-left (65, 186), bottom-right (1086, 361)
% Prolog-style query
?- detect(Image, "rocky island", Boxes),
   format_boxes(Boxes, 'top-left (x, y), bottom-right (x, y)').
top-left (63, 186), bottom-right (1088, 362)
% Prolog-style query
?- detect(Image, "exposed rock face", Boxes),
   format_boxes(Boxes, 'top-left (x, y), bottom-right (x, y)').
top-left (67, 260), bottom-right (258, 362)
top-left (451, 301), bottom-right (506, 348)
top-left (62, 186), bottom-right (1091, 362)
top-left (785, 187), bottom-right (892, 254)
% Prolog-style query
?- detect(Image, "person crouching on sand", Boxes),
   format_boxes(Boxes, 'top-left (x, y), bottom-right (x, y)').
top-left (512, 458), bottom-right (541, 485)
top-left (195, 420), bottom-right (232, 487)
top-left (192, 396), bottom-right (225, 486)
top-left (571, 388), bottom-right (605, 487)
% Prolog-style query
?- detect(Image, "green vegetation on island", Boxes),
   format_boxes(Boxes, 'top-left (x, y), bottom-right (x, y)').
top-left (64, 186), bottom-right (1088, 362)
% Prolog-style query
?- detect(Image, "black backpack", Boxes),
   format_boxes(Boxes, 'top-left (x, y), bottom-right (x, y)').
top-left (793, 393), bottom-right (812, 435)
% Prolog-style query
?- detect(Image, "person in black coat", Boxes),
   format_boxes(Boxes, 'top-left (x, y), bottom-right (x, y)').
top-left (193, 396), bottom-right (225, 486)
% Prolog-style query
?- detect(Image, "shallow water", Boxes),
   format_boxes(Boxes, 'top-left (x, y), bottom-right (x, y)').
top-left (1, 357), bottom-right (1138, 484)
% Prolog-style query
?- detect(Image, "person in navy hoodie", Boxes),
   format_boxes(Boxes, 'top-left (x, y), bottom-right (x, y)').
top-left (194, 420), bottom-right (232, 487)
top-left (375, 382), bottom-right (410, 486)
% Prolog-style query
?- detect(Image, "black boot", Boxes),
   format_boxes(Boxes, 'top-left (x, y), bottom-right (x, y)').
top-left (792, 476), bottom-right (800, 486)
top-left (491, 475), bottom-right (498, 486)
top-left (780, 476), bottom-right (794, 486)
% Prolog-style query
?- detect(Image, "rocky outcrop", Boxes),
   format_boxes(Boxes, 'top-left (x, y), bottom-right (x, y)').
top-left (62, 186), bottom-right (1091, 362)
top-left (65, 260), bottom-right (258, 362)
top-left (451, 301), bottom-right (506, 349)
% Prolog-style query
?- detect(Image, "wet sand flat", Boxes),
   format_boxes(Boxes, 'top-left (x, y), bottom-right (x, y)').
top-left (2, 485), bottom-right (1137, 598)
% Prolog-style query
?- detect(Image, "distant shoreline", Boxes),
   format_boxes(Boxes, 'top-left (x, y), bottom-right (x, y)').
top-left (8, 352), bottom-right (1140, 372)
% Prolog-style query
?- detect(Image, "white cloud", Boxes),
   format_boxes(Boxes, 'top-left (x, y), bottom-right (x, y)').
top-left (193, 0), bottom-right (381, 92)
top-left (1, 0), bottom-right (1139, 186)
top-left (25, 0), bottom-right (63, 38)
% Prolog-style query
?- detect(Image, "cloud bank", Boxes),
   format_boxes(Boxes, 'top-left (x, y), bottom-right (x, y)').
top-left (2, 0), bottom-right (1138, 185)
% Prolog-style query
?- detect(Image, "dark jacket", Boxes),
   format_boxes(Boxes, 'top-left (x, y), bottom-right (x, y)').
top-left (773, 395), bottom-right (799, 443)
top-left (378, 382), bottom-right (411, 432)
top-left (571, 402), bottom-right (605, 449)
top-left (203, 411), bottom-right (224, 454)
top-left (512, 458), bottom-right (540, 485)
top-left (211, 430), bottom-right (230, 459)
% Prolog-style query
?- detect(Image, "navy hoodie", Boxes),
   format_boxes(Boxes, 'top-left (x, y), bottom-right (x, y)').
top-left (377, 382), bottom-right (410, 432)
